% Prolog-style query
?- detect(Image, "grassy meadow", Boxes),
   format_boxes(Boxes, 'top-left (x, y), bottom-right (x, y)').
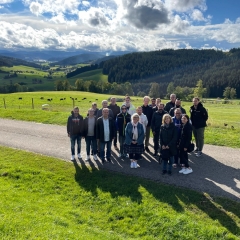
top-left (0, 91), bottom-right (240, 148)
top-left (0, 146), bottom-right (239, 239)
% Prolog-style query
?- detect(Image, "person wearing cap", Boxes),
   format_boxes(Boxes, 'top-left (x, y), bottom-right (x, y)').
top-left (116, 104), bottom-right (131, 158)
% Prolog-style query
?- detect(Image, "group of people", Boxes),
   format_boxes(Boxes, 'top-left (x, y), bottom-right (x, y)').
top-left (67, 94), bottom-right (208, 175)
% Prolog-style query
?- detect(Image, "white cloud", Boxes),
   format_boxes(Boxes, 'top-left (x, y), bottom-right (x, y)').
top-left (165, 0), bottom-right (207, 12)
top-left (191, 9), bottom-right (206, 21)
top-left (0, 0), bottom-right (13, 3)
top-left (29, 2), bottom-right (42, 16)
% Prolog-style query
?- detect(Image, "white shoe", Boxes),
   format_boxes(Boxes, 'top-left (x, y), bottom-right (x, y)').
top-left (183, 168), bottom-right (193, 174)
top-left (179, 168), bottom-right (186, 173)
top-left (134, 162), bottom-right (138, 168)
top-left (130, 162), bottom-right (134, 168)
top-left (93, 155), bottom-right (98, 161)
top-left (78, 154), bottom-right (82, 159)
top-left (85, 155), bottom-right (90, 161)
top-left (118, 153), bottom-right (122, 158)
top-left (71, 155), bottom-right (75, 161)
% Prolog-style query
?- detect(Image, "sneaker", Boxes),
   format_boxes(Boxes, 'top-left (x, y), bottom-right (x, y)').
top-left (118, 153), bottom-right (122, 158)
top-left (114, 145), bottom-right (119, 150)
top-left (133, 162), bottom-right (138, 168)
top-left (78, 154), bottom-right (82, 159)
top-left (71, 155), bottom-right (75, 161)
top-left (196, 151), bottom-right (202, 157)
top-left (107, 158), bottom-right (111, 162)
top-left (101, 158), bottom-right (105, 163)
top-left (145, 146), bottom-right (150, 153)
top-left (162, 170), bottom-right (167, 175)
top-left (167, 171), bottom-right (172, 175)
top-left (85, 155), bottom-right (90, 161)
top-left (179, 168), bottom-right (186, 173)
top-left (194, 148), bottom-right (199, 154)
top-left (183, 168), bottom-right (193, 174)
top-left (93, 155), bottom-right (98, 161)
top-left (130, 162), bottom-right (134, 168)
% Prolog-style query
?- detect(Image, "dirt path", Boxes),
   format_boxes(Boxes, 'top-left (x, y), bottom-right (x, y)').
top-left (1, 118), bottom-right (240, 202)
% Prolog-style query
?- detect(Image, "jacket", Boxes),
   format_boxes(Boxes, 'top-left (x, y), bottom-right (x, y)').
top-left (122, 102), bottom-right (136, 116)
top-left (169, 106), bottom-right (186, 117)
top-left (96, 117), bottom-right (116, 142)
top-left (172, 116), bottom-right (182, 141)
top-left (159, 122), bottom-right (178, 156)
top-left (96, 108), bottom-right (114, 119)
top-left (67, 112), bottom-right (83, 136)
top-left (179, 121), bottom-right (192, 149)
top-left (82, 116), bottom-right (97, 137)
top-left (164, 101), bottom-right (175, 113)
top-left (190, 103), bottom-right (208, 129)
top-left (151, 110), bottom-right (168, 132)
top-left (142, 105), bottom-right (153, 127)
top-left (116, 112), bottom-right (131, 136)
top-left (125, 122), bottom-right (145, 145)
top-left (108, 104), bottom-right (120, 119)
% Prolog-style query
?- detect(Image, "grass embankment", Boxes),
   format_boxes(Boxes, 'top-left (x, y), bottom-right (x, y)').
top-left (0, 146), bottom-right (239, 239)
top-left (0, 92), bottom-right (240, 148)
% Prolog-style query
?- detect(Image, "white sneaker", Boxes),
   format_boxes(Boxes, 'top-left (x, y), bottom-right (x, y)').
top-left (118, 153), bottom-right (122, 158)
top-left (183, 168), bottom-right (193, 174)
top-left (71, 155), bottom-right (75, 161)
top-left (179, 168), bottom-right (186, 173)
top-left (134, 162), bottom-right (138, 168)
top-left (130, 162), bottom-right (134, 168)
top-left (78, 154), bottom-right (82, 159)
top-left (85, 155), bottom-right (90, 161)
top-left (93, 155), bottom-right (98, 161)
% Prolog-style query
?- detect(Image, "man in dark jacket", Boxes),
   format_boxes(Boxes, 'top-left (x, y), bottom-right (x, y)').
top-left (67, 106), bottom-right (83, 161)
top-left (164, 93), bottom-right (176, 113)
top-left (96, 100), bottom-right (114, 119)
top-left (169, 98), bottom-right (186, 117)
top-left (142, 96), bottom-right (153, 153)
top-left (116, 105), bottom-right (131, 157)
top-left (108, 97), bottom-right (120, 149)
top-left (190, 97), bottom-right (208, 157)
top-left (151, 103), bottom-right (167, 156)
top-left (96, 108), bottom-right (116, 163)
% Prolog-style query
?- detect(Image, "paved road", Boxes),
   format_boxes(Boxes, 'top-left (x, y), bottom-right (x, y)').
top-left (0, 118), bottom-right (240, 202)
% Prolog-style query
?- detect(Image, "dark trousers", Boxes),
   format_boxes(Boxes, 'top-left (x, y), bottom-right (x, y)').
top-left (153, 130), bottom-right (160, 151)
top-left (180, 149), bottom-right (189, 168)
top-left (85, 136), bottom-right (97, 155)
top-left (70, 135), bottom-right (81, 155)
top-left (118, 135), bottom-right (126, 154)
top-left (100, 141), bottom-right (112, 160)
top-left (192, 127), bottom-right (205, 151)
top-left (129, 153), bottom-right (141, 160)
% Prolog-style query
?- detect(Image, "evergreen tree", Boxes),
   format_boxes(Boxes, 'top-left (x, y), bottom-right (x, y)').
top-left (193, 80), bottom-right (207, 99)
top-left (148, 82), bottom-right (160, 98)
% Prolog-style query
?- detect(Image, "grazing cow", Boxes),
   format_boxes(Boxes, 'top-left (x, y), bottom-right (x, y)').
top-left (18, 97), bottom-right (22, 100)
top-left (47, 99), bottom-right (51, 101)
top-left (75, 98), bottom-right (77, 100)
top-left (51, 98), bottom-right (53, 100)
top-left (40, 97), bottom-right (44, 99)
top-left (64, 98), bottom-right (66, 100)
top-left (95, 99), bottom-right (98, 100)
top-left (60, 98), bottom-right (63, 100)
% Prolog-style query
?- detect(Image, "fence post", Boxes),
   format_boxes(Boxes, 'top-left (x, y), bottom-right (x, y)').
top-left (72, 99), bottom-right (75, 108)
top-left (3, 98), bottom-right (6, 109)
top-left (32, 98), bottom-right (34, 109)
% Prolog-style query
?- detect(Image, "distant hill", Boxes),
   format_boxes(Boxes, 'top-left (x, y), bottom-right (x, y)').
top-left (0, 55), bottom-right (41, 68)
top-left (92, 55), bottom-right (118, 64)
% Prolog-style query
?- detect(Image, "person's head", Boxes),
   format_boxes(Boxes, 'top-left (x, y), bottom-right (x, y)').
top-left (125, 95), bottom-right (131, 106)
top-left (151, 98), bottom-right (156, 106)
top-left (162, 114), bottom-right (172, 125)
top-left (170, 94), bottom-right (176, 103)
top-left (181, 114), bottom-right (190, 124)
top-left (102, 100), bottom-right (108, 108)
top-left (174, 108), bottom-right (182, 119)
top-left (136, 106), bottom-right (142, 115)
top-left (110, 97), bottom-right (116, 105)
top-left (156, 98), bottom-right (161, 105)
top-left (121, 104), bottom-right (127, 113)
top-left (193, 97), bottom-right (200, 107)
top-left (102, 108), bottom-right (109, 118)
top-left (175, 98), bottom-right (181, 107)
top-left (157, 103), bottom-right (164, 111)
top-left (73, 106), bottom-right (79, 116)
top-left (131, 113), bottom-right (140, 124)
top-left (88, 108), bottom-right (94, 117)
top-left (143, 96), bottom-right (150, 106)
top-left (92, 102), bottom-right (97, 110)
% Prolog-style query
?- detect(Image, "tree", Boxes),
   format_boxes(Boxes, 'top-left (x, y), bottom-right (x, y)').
top-left (63, 80), bottom-right (70, 91)
top-left (230, 88), bottom-right (237, 99)
top-left (223, 86), bottom-right (231, 98)
top-left (55, 80), bottom-right (64, 91)
top-left (124, 82), bottom-right (134, 96)
top-left (167, 82), bottom-right (175, 96)
top-left (193, 80), bottom-right (207, 99)
top-left (75, 79), bottom-right (84, 91)
top-left (148, 82), bottom-right (160, 98)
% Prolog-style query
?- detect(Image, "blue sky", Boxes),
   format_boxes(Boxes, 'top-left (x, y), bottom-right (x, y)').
top-left (0, 0), bottom-right (240, 52)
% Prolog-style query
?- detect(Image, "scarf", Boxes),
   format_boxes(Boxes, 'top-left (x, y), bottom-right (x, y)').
top-left (131, 122), bottom-right (138, 140)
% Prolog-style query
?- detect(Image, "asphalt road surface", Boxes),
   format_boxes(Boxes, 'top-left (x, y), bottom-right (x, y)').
top-left (0, 118), bottom-right (240, 202)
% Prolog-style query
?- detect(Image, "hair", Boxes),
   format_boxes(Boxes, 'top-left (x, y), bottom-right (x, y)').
top-left (73, 106), bottom-right (79, 110)
top-left (92, 102), bottom-right (97, 106)
top-left (193, 97), bottom-right (200, 101)
top-left (174, 108), bottom-right (182, 113)
top-left (125, 94), bottom-right (130, 100)
top-left (102, 107), bottom-right (109, 112)
top-left (156, 98), bottom-right (161, 101)
top-left (162, 114), bottom-right (173, 124)
top-left (158, 103), bottom-right (164, 107)
top-left (143, 96), bottom-right (151, 101)
top-left (136, 106), bottom-right (142, 110)
top-left (151, 97), bottom-right (156, 101)
top-left (88, 108), bottom-right (94, 112)
top-left (102, 100), bottom-right (108, 105)
top-left (182, 114), bottom-right (190, 121)
top-left (170, 94), bottom-right (176, 98)
top-left (110, 96), bottom-right (116, 100)
top-left (131, 113), bottom-right (140, 121)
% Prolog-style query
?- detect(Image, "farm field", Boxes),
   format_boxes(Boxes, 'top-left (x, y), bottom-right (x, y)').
top-left (0, 91), bottom-right (240, 148)
top-left (0, 146), bottom-right (239, 239)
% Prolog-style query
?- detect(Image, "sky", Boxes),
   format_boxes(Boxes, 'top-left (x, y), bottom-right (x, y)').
top-left (0, 0), bottom-right (240, 52)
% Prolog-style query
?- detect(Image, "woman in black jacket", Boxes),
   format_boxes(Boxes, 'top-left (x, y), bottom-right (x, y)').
top-left (179, 114), bottom-right (193, 175)
top-left (159, 114), bottom-right (178, 175)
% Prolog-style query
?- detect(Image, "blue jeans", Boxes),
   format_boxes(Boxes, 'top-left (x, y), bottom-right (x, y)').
top-left (162, 156), bottom-right (174, 171)
top-left (70, 135), bottom-right (81, 155)
top-left (100, 141), bottom-right (112, 160)
top-left (118, 135), bottom-right (126, 155)
top-left (85, 136), bottom-right (97, 155)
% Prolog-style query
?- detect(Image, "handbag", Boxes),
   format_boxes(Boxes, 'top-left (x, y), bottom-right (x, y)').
top-left (187, 142), bottom-right (195, 153)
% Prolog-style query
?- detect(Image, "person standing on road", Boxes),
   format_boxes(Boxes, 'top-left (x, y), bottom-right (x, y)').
top-left (169, 98), bottom-right (186, 117)
top-left (179, 114), bottom-right (193, 174)
top-left (137, 106), bottom-right (148, 134)
top-left (96, 108), bottom-right (116, 163)
top-left (82, 108), bottom-right (98, 162)
top-left (124, 113), bottom-right (145, 168)
top-left (159, 114), bottom-right (178, 175)
top-left (67, 106), bottom-right (83, 161)
top-left (190, 97), bottom-right (208, 157)
top-left (164, 94), bottom-right (176, 113)
top-left (123, 95), bottom-right (136, 116)
top-left (96, 100), bottom-right (114, 119)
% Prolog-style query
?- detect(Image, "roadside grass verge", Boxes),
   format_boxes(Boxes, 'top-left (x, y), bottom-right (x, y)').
top-left (0, 91), bottom-right (240, 148)
top-left (0, 146), bottom-right (239, 239)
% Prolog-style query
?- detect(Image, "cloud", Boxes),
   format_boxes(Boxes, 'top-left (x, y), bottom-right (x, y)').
top-left (191, 9), bottom-right (206, 21)
top-left (0, 0), bottom-right (13, 3)
top-left (165, 0), bottom-right (207, 12)
top-left (29, 2), bottom-right (42, 16)
top-left (123, 0), bottom-right (170, 29)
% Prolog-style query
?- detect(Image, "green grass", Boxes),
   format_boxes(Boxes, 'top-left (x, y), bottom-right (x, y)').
top-left (0, 146), bottom-right (239, 239)
top-left (69, 69), bottom-right (108, 82)
top-left (0, 91), bottom-right (240, 148)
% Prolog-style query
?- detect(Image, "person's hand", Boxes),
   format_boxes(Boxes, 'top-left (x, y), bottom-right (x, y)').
top-left (162, 145), bottom-right (166, 149)
top-left (184, 148), bottom-right (187, 151)
top-left (132, 140), bottom-right (137, 144)
top-left (166, 145), bottom-right (169, 149)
